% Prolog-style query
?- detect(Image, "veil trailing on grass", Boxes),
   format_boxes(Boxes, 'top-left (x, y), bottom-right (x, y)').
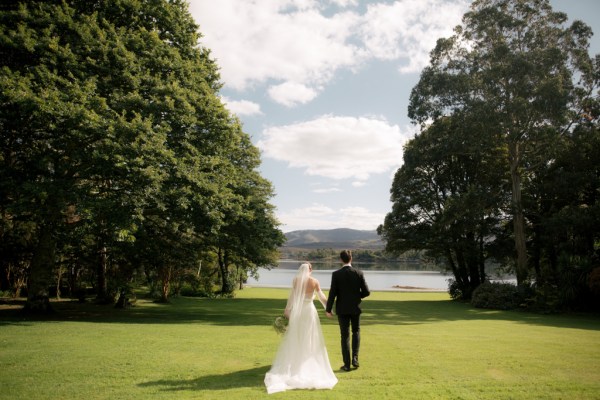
top-left (265, 263), bottom-right (337, 394)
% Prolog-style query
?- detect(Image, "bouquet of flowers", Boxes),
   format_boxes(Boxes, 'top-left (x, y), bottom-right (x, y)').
top-left (272, 316), bottom-right (288, 335)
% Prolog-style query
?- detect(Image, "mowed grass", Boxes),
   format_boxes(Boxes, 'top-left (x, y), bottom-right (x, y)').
top-left (1, 288), bottom-right (599, 400)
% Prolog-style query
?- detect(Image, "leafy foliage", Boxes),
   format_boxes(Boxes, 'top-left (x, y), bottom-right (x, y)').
top-left (0, 0), bottom-right (283, 308)
top-left (471, 281), bottom-right (524, 310)
top-left (381, 0), bottom-right (600, 310)
top-left (379, 115), bottom-right (506, 299)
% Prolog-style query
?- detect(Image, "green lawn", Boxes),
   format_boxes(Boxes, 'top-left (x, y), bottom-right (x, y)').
top-left (1, 288), bottom-right (599, 399)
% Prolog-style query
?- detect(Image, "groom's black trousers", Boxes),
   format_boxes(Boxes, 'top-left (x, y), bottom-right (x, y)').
top-left (337, 314), bottom-right (360, 367)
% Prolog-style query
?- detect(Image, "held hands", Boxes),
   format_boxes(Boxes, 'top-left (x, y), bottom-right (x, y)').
top-left (325, 311), bottom-right (333, 318)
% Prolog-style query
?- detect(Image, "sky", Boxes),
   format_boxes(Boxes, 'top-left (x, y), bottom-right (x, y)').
top-left (187, 0), bottom-right (600, 233)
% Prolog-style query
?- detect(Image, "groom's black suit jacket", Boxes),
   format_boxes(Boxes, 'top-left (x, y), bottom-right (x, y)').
top-left (326, 265), bottom-right (370, 315)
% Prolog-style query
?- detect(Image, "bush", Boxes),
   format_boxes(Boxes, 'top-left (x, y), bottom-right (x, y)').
top-left (178, 284), bottom-right (212, 298)
top-left (447, 279), bottom-right (463, 300)
top-left (471, 281), bottom-right (523, 310)
top-left (447, 278), bottom-right (477, 301)
top-left (528, 281), bottom-right (560, 312)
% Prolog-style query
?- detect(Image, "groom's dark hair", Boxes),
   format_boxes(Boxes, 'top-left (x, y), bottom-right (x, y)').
top-left (340, 250), bottom-right (352, 264)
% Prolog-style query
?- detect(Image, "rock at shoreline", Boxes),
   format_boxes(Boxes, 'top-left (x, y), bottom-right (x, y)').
top-left (392, 285), bottom-right (439, 291)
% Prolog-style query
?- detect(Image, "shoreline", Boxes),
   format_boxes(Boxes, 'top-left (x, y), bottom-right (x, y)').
top-left (243, 284), bottom-right (446, 293)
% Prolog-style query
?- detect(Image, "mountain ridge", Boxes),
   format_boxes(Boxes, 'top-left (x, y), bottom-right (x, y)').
top-left (283, 228), bottom-right (383, 249)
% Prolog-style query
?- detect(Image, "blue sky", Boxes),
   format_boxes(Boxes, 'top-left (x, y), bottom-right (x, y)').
top-left (188, 0), bottom-right (600, 233)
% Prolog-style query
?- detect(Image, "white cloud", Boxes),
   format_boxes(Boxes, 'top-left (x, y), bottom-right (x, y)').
top-left (268, 81), bottom-right (319, 107)
top-left (359, 0), bottom-right (468, 73)
top-left (277, 203), bottom-right (384, 231)
top-left (189, 0), bottom-right (364, 91)
top-left (257, 115), bottom-right (410, 184)
top-left (313, 187), bottom-right (342, 194)
top-left (221, 97), bottom-right (263, 116)
top-left (189, 1), bottom-right (468, 102)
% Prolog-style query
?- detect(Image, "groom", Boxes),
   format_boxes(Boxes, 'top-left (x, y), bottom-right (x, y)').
top-left (326, 250), bottom-right (370, 371)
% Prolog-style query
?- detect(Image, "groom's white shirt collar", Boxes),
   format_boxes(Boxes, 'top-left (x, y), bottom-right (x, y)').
top-left (343, 263), bottom-right (352, 267)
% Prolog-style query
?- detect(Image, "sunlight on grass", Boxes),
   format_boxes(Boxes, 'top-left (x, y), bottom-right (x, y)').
top-left (1, 288), bottom-right (599, 399)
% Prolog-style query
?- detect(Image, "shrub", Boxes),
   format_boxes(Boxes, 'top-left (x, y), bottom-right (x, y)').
top-left (471, 281), bottom-right (522, 310)
top-left (178, 284), bottom-right (212, 298)
top-left (447, 279), bottom-right (463, 300)
top-left (528, 281), bottom-right (561, 312)
top-left (447, 278), bottom-right (477, 300)
top-left (589, 267), bottom-right (600, 295)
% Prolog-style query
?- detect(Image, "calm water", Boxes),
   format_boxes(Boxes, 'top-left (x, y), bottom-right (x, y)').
top-left (246, 260), bottom-right (453, 291)
top-left (247, 260), bottom-right (516, 291)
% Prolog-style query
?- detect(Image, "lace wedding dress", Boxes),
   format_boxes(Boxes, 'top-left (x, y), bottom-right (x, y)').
top-left (264, 264), bottom-right (338, 394)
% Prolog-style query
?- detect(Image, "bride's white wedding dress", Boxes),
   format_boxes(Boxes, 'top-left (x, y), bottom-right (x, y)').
top-left (264, 264), bottom-right (338, 394)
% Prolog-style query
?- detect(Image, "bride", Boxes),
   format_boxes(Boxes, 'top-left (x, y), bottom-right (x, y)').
top-left (264, 263), bottom-right (338, 394)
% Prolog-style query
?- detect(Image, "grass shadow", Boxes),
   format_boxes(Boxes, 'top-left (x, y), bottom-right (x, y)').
top-left (0, 296), bottom-right (289, 327)
top-left (1, 292), bottom-right (599, 331)
top-left (138, 365), bottom-right (270, 392)
top-left (361, 298), bottom-right (600, 331)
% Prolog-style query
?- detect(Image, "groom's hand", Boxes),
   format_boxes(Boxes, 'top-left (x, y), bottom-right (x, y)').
top-left (326, 311), bottom-right (333, 318)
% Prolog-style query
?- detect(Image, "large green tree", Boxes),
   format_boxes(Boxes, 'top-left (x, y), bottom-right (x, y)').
top-left (526, 114), bottom-right (600, 308)
top-left (202, 119), bottom-right (285, 294)
top-left (1, 1), bottom-right (125, 310)
top-left (379, 115), bottom-right (506, 298)
top-left (0, 0), bottom-right (283, 309)
top-left (408, 0), bottom-right (596, 285)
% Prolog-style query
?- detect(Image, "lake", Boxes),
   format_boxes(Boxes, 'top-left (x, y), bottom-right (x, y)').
top-left (246, 260), bottom-right (516, 291)
top-left (246, 260), bottom-right (453, 291)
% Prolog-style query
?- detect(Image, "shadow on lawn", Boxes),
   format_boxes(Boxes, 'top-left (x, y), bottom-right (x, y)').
top-left (138, 365), bottom-right (270, 392)
top-left (362, 299), bottom-right (600, 331)
top-left (1, 295), bottom-right (598, 331)
top-left (0, 297), bottom-right (282, 325)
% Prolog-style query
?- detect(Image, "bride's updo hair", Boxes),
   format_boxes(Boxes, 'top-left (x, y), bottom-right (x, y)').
top-left (300, 262), bottom-right (312, 271)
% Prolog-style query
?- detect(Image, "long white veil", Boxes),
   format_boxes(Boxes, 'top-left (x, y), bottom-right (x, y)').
top-left (284, 263), bottom-right (311, 322)
top-left (265, 262), bottom-right (338, 393)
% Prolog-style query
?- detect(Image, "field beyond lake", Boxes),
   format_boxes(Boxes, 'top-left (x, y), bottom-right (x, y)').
top-left (1, 288), bottom-right (599, 399)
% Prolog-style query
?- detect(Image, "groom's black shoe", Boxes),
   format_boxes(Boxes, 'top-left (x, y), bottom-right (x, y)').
top-left (352, 358), bottom-right (360, 368)
top-left (340, 365), bottom-right (351, 372)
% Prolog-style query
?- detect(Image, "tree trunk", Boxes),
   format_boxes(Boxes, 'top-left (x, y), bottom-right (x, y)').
top-left (531, 222), bottom-right (542, 284)
top-left (1, 260), bottom-right (8, 292)
top-left (55, 265), bottom-right (64, 299)
top-left (96, 245), bottom-right (110, 303)
top-left (237, 264), bottom-right (245, 290)
top-left (158, 265), bottom-right (171, 302)
top-left (509, 142), bottom-right (528, 286)
top-left (218, 248), bottom-right (232, 294)
top-left (25, 224), bottom-right (56, 313)
top-left (466, 232), bottom-right (482, 288)
top-left (445, 247), bottom-right (458, 279)
top-left (450, 244), bottom-right (473, 298)
top-left (478, 230), bottom-right (486, 283)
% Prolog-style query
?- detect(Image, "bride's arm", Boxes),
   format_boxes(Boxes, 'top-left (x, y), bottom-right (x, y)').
top-left (315, 280), bottom-right (327, 309)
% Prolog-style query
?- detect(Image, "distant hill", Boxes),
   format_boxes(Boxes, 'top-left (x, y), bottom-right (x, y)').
top-left (283, 228), bottom-right (384, 250)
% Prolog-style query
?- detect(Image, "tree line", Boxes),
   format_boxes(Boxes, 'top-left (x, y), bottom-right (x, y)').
top-left (280, 247), bottom-right (428, 264)
top-left (379, 0), bottom-right (600, 310)
top-left (0, 0), bottom-right (285, 311)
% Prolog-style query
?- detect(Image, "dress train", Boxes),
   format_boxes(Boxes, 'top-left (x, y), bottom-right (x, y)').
top-left (264, 292), bottom-right (338, 394)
